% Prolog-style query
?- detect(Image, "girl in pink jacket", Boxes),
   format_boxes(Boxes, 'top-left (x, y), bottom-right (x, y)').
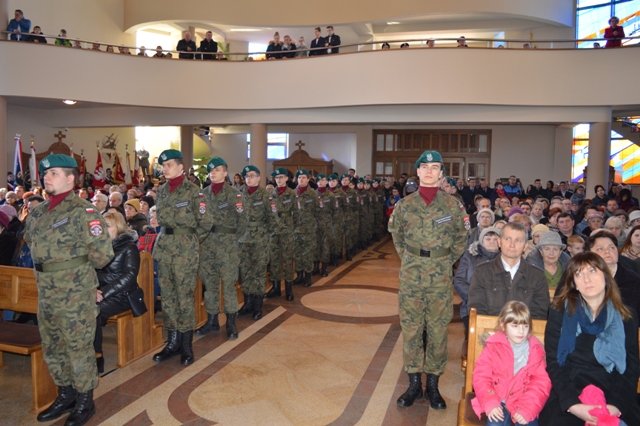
top-left (472, 301), bottom-right (551, 425)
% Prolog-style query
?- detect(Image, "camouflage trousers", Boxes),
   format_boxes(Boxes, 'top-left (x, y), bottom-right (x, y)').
top-left (239, 241), bottom-right (269, 296)
top-left (294, 230), bottom-right (317, 272)
top-left (331, 218), bottom-right (344, 259)
top-left (199, 234), bottom-right (240, 314)
top-left (270, 232), bottom-right (295, 281)
top-left (316, 224), bottom-right (332, 263)
top-left (398, 258), bottom-right (453, 375)
top-left (37, 269), bottom-right (98, 392)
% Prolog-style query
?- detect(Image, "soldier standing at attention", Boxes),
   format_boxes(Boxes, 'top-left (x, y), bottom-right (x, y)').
top-left (266, 168), bottom-right (296, 301)
top-left (25, 154), bottom-right (114, 425)
top-left (293, 169), bottom-right (318, 287)
top-left (388, 150), bottom-right (468, 409)
top-left (237, 165), bottom-right (275, 320)
top-left (152, 149), bottom-right (205, 366)
top-left (327, 173), bottom-right (345, 266)
top-left (341, 174), bottom-right (359, 260)
top-left (196, 157), bottom-right (245, 340)
top-left (314, 174), bottom-right (335, 277)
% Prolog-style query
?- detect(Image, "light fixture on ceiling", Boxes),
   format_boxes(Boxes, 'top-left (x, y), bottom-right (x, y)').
top-left (229, 28), bottom-right (262, 32)
top-left (387, 21), bottom-right (400, 25)
top-left (62, 99), bottom-right (77, 105)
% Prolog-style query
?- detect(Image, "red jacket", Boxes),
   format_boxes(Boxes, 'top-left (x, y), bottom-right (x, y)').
top-left (472, 332), bottom-right (551, 422)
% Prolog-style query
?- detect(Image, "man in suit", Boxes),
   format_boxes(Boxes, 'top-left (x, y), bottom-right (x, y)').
top-left (199, 31), bottom-right (218, 60)
top-left (309, 27), bottom-right (326, 56)
top-left (176, 31), bottom-right (197, 60)
top-left (325, 25), bottom-right (341, 54)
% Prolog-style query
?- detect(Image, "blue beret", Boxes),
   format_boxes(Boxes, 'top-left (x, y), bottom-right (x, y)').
top-left (39, 154), bottom-right (77, 175)
top-left (158, 149), bottom-right (183, 165)
top-left (206, 156), bottom-right (228, 172)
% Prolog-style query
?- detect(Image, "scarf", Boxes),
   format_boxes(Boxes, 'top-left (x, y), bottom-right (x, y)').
top-left (418, 186), bottom-right (438, 205)
top-left (277, 186), bottom-right (287, 195)
top-left (247, 185), bottom-right (258, 195)
top-left (317, 187), bottom-right (327, 193)
top-left (48, 190), bottom-right (73, 210)
top-left (211, 182), bottom-right (225, 195)
top-left (296, 185), bottom-right (308, 196)
top-left (168, 174), bottom-right (185, 192)
top-left (557, 300), bottom-right (626, 374)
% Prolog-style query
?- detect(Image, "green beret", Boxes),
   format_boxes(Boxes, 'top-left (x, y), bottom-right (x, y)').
top-left (241, 165), bottom-right (260, 177)
top-left (446, 177), bottom-right (457, 186)
top-left (295, 169), bottom-right (310, 178)
top-left (158, 149), bottom-right (183, 165)
top-left (414, 150), bottom-right (443, 169)
top-left (328, 173), bottom-right (340, 181)
top-left (316, 173), bottom-right (327, 180)
top-left (340, 173), bottom-right (350, 180)
top-left (272, 167), bottom-right (289, 178)
top-left (365, 180), bottom-right (373, 185)
top-left (357, 177), bottom-right (365, 183)
top-left (206, 156), bottom-right (227, 172)
top-left (39, 154), bottom-right (77, 175)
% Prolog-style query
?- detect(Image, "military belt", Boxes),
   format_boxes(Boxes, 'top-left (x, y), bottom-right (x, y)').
top-left (210, 225), bottom-right (236, 234)
top-left (35, 255), bottom-right (89, 273)
top-left (164, 227), bottom-right (195, 235)
top-left (405, 246), bottom-right (450, 258)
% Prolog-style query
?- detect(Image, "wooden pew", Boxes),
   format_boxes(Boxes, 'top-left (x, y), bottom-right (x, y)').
top-left (106, 251), bottom-right (164, 367)
top-left (457, 308), bottom-right (547, 426)
top-left (0, 266), bottom-right (56, 413)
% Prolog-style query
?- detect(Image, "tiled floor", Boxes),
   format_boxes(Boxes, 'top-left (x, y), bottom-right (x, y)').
top-left (0, 237), bottom-right (465, 425)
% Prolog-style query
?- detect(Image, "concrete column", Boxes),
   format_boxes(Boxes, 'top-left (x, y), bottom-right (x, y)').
top-left (180, 126), bottom-right (194, 171)
top-left (0, 96), bottom-right (7, 183)
top-left (553, 125), bottom-right (573, 184)
top-left (250, 124), bottom-right (267, 185)
top-left (587, 122), bottom-right (611, 198)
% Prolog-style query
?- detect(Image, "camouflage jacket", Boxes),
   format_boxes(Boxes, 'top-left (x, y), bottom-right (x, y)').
top-left (200, 183), bottom-right (246, 242)
top-left (272, 186), bottom-right (296, 235)
top-left (156, 176), bottom-right (206, 235)
top-left (239, 186), bottom-right (275, 243)
top-left (315, 188), bottom-right (336, 224)
top-left (294, 186), bottom-right (318, 234)
top-left (328, 187), bottom-right (346, 225)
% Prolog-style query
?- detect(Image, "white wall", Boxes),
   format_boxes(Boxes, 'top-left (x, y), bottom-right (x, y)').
top-left (288, 133), bottom-right (356, 175)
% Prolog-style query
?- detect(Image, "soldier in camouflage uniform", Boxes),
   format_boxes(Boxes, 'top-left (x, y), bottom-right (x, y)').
top-left (292, 169), bottom-right (318, 287)
top-left (371, 179), bottom-right (385, 240)
top-left (266, 168), bottom-right (296, 301)
top-left (327, 173), bottom-right (345, 265)
top-left (152, 149), bottom-right (206, 366)
top-left (196, 157), bottom-right (245, 340)
top-left (388, 150), bottom-right (468, 409)
top-left (314, 174), bottom-right (335, 277)
top-left (341, 174), bottom-right (359, 260)
top-left (25, 154), bottom-right (114, 425)
top-left (237, 165), bottom-right (275, 321)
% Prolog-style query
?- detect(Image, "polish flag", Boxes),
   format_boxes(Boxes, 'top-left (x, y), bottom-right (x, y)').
top-left (93, 150), bottom-right (106, 188)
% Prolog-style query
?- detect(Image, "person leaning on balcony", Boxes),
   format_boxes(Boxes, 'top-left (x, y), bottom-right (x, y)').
top-left (199, 30), bottom-right (218, 60)
top-left (325, 25), bottom-right (341, 54)
top-left (28, 25), bottom-right (47, 44)
top-left (55, 29), bottom-right (72, 47)
top-left (176, 31), bottom-right (197, 59)
top-left (7, 9), bottom-right (31, 41)
top-left (604, 16), bottom-right (625, 48)
top-left (309, 26), bottom-right (326, 56)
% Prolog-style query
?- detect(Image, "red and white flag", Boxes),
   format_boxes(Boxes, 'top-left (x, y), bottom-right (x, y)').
top-left (93, 150), bottom-right (106, 188)
top-left (29, 142), bottom-right (39, 188)
top-left (124, 152), bottom-right (133, 187)
top-left (113, 153), bottom-right (126, 184)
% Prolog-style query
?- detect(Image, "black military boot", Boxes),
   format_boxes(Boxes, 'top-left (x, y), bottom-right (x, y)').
top-left (238, 293), bottom-right (253, 316)
top-left (396, 373), bottom-right (423, 408)
top-left (303, 271), bottom-right (312, 287)
top-left (252, 295), bottom-right (263, 320)
top-left (320, 263), bottom-right (328, 277)
top-left (284, 281), bottom-right (294, 301)
top-left (64, 389), bottom-right (94, 426)
top-left (196, 313), bottom-right (220, 335)
top-left (226, 313), bottom-right (238, 340)
top-left (181, 331), bottom-right (194, 366)
top-left (265, 280), bottom-right (281, 298)
top-left (331, 254), bottom-right (339, 266)
top-left (312, 261), bottom-right (320, 275)
top-left (346, 248), bottom-right (353, 261)
top-left (152, 329), bottom-right (182, 362)
top-left (37, 385), bottom-right (77, 422)
top-left (425, 374), bottom-right (447, 409)
top-left (294, 271), bottom-right (304, 285)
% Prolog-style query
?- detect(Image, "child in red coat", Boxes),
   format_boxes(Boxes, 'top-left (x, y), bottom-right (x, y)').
top-left (472, 301), bottom-right (551, 425)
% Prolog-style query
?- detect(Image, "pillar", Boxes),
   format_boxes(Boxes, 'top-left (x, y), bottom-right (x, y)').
top-left (0, 96), bottom-right (7, 183)
top-left (250, 124), bottom-right (267, 185)
top-left (180, 126), bottom-right (194, 171)
top-left (587, 122), bottom-right (611, 198)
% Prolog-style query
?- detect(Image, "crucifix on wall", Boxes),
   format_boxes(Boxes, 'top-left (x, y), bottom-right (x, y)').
top-left (54, 130), bottom-right (66, 143)
top-left (295, 140), bottom-right (306, 151)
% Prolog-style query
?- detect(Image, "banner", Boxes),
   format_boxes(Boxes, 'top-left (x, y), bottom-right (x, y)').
top-left (113, 153), bottom-right (125, 184)
top-left (29, 143), bottom-right (39, 188)
top-left (124, 151), bottom-right (132, 187)
top-left (132, 151), bottom-right (140, 186)
top-left (93, 150), bottom-right (106, 189)
top-left (13, 135), bottom-right (24, 186)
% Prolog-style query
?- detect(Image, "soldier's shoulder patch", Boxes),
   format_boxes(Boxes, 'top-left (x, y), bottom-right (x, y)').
top-left (85, 208), bottom-right (96, 213)
top-left (198, 192), bottom-right (205, 198)
top-left (463, 215), bottom-right (471, 231)
top-left (88, 219), bottom-right (103, 236)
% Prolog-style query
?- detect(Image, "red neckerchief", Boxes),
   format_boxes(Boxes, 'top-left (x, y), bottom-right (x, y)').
top-left (328, 186), bottom-right (336, 193)
top-left (48, 190), bottom-right (73, 211)
top-left (277, 186), bottom-right (287, 195)
top-left (211, 182), bottom-right (225, 195)
top-left (317, 187), bottom-right (327, 193)
top-left (419, 186), bottom-right (438, 205)
top-left (168, 174), bottom-right (185, 192)
top-left (296, 185), bottom-right (308, 196)
top-left (247, 185), bottom-right (258, 195)
top-left (342, 185), bottom-right (350, 190)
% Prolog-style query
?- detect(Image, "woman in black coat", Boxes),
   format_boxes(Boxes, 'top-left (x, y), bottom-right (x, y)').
top-left (94, 210), bottom-right (141, 372)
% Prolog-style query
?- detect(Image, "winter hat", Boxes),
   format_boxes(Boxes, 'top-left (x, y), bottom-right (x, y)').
top-left (476, 208), bottom-right (495, 223)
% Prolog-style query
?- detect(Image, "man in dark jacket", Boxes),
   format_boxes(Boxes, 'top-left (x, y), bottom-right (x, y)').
top-left (468, 222), bottom-right (549, 319)
top-left (199, 30), bottom-right (218, 60)
top-left (176, 31), bottom-right (197, 59)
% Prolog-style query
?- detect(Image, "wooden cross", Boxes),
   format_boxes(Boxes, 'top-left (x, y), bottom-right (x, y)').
top-left (54, 131), bottom-right (66, 143)
top-left (296, 140), bottom-right (305, 150)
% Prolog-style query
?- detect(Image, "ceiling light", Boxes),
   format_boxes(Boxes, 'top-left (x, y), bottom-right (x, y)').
top-left (387, 21), bottom-right (400, 25)
top-left (229, 28), bottom-right (262, 32)
top-left (62, 99), bottom-right (77, 105)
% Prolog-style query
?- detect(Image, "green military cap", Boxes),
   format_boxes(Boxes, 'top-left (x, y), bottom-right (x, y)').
top-left (241, 165), bottom-right (260, 177)
top-left (340, 173), bottom-right (350, 180)
top-left (414, 150), bottom-right (444, 169)
top-left (357, 177), bottom-right (365, 183)
top-left (206, 156), bottom-right (227, 172)
top-left (328, 173), bottom-right (340, 181)
top-left (446, 177), bottom-right (457, 186)
top-left (272, 167), bottom-right (289, 178)
top-left (295, 169), bottom-right (310, 178)
top-left (316, 173), bottom-right (327, 180)
top-left (39, 154), bottom-right (77, 175)
top-left (158, 149), bottom-right (183, 165)
top-left (365, 179), bottom-right (373, 184)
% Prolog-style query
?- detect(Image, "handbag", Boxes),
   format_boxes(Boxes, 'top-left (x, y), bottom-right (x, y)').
top-left (127, 286), bottom-right (147, 317)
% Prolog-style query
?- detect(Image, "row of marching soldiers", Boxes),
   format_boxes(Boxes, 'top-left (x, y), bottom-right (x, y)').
top-left (152, 150), bottom-right (387, 367)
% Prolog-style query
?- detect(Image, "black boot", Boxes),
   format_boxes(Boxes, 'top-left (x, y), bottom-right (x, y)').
top-left (265, 280), bottom-right (281, 298)
top-left (396, 373), bottom-right (423, 408)
top-left (238, 293), bottom-right (253, 316)
top-left (64, 390), bottom-right (95, 426)
top-left (294, 271), bottom-right (304, 285)
top-left (252, 295), bottom-right (263, 321)
top-left (312, 261), bottom-right (320, 275)
top-left (331, 254), bottom-right (339, 267)
top-left (425, 374), bottom-right (447, 409)
top-left (152, 329), bottom-right (182, 362)
top-left (96, 355), bottom-right (104, 374)
top-left (181, 331), bottom-right (194, 366)
top-left (346, 248), bottom-right (353, 261)
top-left (37, 385), bottom-right (77, 422)
top-left (226, 313), bottom-right (238, 340)
top-left (285, 281), bottom-right (294, 301)
top-left (196, 313), bottom-right (220, 335)
top-left (303, 271), bottom-right (312, 287)
top-left (320, 263), bottom-right (328, 277)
